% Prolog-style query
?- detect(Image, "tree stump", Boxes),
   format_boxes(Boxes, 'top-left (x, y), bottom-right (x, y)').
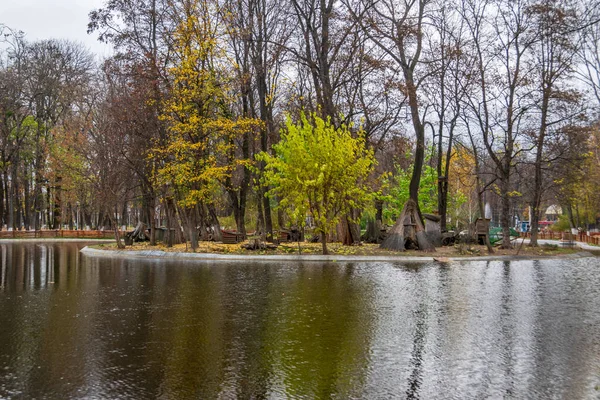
top-left (127, 221), bottom-right (149, 242)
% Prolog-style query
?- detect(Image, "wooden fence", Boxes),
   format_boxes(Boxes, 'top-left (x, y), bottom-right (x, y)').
top-left (0, 230), bottom-right (116, 239)
top-left (519, 231), bottom-right (600, 246)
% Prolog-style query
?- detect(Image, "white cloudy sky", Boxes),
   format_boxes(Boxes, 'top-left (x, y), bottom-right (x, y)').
top-left (0, 0), bottom-right (112, 58)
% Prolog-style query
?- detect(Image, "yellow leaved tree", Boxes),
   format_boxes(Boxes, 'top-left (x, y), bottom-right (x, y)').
top-left (154, 0), bottom-right (259, 250)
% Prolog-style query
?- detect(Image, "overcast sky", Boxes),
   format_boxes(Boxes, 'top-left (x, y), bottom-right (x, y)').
top-left (0, 0), bottom-right (112, 59)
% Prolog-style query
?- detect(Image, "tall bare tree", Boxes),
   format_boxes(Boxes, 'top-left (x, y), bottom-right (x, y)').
top-left (460, 0), bottom-right (535, 248)
top-left (23, 39), bottom-right (93, 230)
top-left (526, 0), bottom-right (583, 245)
top-left (348, 0), bottom-right (435, 251)
top-left (89, 0), bottom-right (174, 244)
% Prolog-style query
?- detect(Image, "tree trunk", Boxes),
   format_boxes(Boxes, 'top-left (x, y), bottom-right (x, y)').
top-left (367, 200), bottom-right (385, 244)
top-left (363, 200), bottom-right (384, 244)
top-left (182, 207), bottom-right (198, 251)
top-left (93, 211), bottom-right (100, 230)
top-left (565, 203), bottom-right (576, 230)
top-left (207, 203), bottom-right (222, 242)
top-left (145, 201), bottom-right (156, 245)
top-left (257, 191), bottom-right (265, 240)
top-left (121, 202), bottom-right (127, 229)
top-left (7, 168), bottom-right (15, 230)
top-left (4, 171), bottom-right (10, 229)
top-left (53, 176), bottom-right (62, 229)
top-left (263, 190), bottom-right (273, 241)
top-left (438, 177), bottom-right (448, 232)
top-left (227, 181), bottom-right (248, 237)
top-left (476, 178), bottom-right (494, 254)
top-left (363, 218), bottom-right (383, 244)
top-left (229, 191), bottom-right (241, 231)
top-left (33, 128), bottom-right (44, 231)
top-left (0, 173), bottom-right (4, 229)
top-left (67, 203), bottom-right (74, 230)
top-left (500, 175), bottom-right (513, 249)
top-left (171, 200), bottom-right (185, 245)
top-left (14, 164), bottom-right (22, 230)
top-left (254, 38), bottom-right (275, 241)
top-left (164, 199), bottom-right (174, 247)
top-left (198, 203), bottom-right (216, 242)
top-left (111, 215), bottom-right (125, 249)
top-left (339, 209), bottom-right (361, 245)
top-left (103, 213), bottom-right (112, 230)
top-left (530, 86), bottom-right (551, 247)
top-left (23, 165), bottom-right (30, 230)
top-left (321, 231), bottom-right (328, 255)
top-left (84, 210), bottom-right (91, 230)
top-left (46, 184), bottom-right (52, 229)
top-left (530, 201), bottom-right (540, 247)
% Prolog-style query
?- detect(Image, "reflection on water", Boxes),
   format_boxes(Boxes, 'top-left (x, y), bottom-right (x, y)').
top-left (0, 242), bottom-right (599, 399)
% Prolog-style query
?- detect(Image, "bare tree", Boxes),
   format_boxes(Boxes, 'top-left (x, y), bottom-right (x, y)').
top-left (348, 0), bottom-right (435, 251)
top-left (460, 0), bottom-right (536, 248)
top-left (526, 0), bottom-right (583, 245)
top-left (23, 39), bottom-right (94, 230)
top-left (84, 88), bottom-right (136, 248)
top-left (0, 27), bottom-right (31, 231)
top-left (576, 0), bottom-right (600, 109)
top-left (89, 0), bottom-right (175, 244)
top-left (422, 1), bottom-right (469, 233)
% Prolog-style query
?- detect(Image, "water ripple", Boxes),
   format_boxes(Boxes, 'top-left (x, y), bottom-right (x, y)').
top-left (0, 243), bottom-right (598, 398)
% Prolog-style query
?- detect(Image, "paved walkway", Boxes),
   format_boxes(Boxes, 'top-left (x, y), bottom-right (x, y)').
top-left (519, 238), bottom-right (600, 251)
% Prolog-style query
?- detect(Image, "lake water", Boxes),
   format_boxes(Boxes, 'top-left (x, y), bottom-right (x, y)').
top-left (0, 242), bottom-right (599, 399)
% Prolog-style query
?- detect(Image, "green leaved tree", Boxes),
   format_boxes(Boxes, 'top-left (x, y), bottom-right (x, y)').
top-left (259, 113), bottom-right (375, 255)
top-left (387, 163), bottom-right (439, 220)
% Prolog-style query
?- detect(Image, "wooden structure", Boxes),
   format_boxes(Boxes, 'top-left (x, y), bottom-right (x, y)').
top-left (475, 218), bottom-right (490, 245)
top-left (156, 227), bottom-right (181, 245)
top-left (423, 214), bottom-right (442, 247)
top-left (278, 227), bottom-right (303, 243)
top-left (380, 199), bottom-right (435, 252)
top-left (559, 232), bottom-right (575, 247)
top-left (403, 216), bottom-right (417, 243)
top-left (278, 230), bottom-right (291, 242)
top-left (221, 230), bottom-right (245, 244)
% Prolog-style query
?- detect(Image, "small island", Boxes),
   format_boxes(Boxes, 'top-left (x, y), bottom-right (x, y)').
top-left (86, 237), bottom-right (590, 263)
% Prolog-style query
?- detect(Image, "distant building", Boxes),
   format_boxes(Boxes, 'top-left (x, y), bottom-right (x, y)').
top-left (544, 205), bottom-right (562, 222)
top-left (518, 205), bottom-right (562, 231)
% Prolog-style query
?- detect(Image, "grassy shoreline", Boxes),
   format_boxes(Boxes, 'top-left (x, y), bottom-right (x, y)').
top-left (92, 240), bottom-right (582, 259)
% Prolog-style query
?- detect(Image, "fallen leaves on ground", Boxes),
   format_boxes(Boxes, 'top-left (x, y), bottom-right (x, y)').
top-left (99, 240), bottom-right (580, 258)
